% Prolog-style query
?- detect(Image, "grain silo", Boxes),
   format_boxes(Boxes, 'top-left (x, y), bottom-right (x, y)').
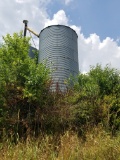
top-left (38, 25), bottom-right (79, 92)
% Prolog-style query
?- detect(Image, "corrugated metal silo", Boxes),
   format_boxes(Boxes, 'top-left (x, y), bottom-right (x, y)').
top-left (38, 25), bottom-right (79, 92)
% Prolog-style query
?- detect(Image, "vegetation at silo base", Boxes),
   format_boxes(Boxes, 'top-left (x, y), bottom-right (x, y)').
top-left (0, 32), bottom-right (120, 159)
top-left (0, 128), bottom-right (120, 160)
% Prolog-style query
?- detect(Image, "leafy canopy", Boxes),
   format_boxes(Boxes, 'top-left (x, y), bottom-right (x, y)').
top-left (0, 31), bottom-right (50, 111)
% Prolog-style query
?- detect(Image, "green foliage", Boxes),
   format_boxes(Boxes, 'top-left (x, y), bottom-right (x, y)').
top-left (0, 31), bottom-right (120, 142)
top-left (89, 64), bottom-right (120, 96)
top-left (76, 64), bottom-right (120, 97)
top-left (0, 32), bottom-right (51, 139)
top-left (0, 128), bottom-right (120, 160)
top-left (71, 64), bottom-right (120, 134)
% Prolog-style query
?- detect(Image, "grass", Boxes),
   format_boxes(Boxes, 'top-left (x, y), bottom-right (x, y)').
top-left (0, 127), bottom-right (120, 160)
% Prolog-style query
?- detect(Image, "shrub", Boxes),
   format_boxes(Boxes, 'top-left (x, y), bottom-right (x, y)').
top-left (0, 32), bottom-right (51, 140)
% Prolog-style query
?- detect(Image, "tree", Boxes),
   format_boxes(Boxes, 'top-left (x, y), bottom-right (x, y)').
top-left (0, 32), bottom-right (51, 139)
top-left (72, 64), bottom-right (120, 133)
top-left (89, 64), bottom-right (120, 97)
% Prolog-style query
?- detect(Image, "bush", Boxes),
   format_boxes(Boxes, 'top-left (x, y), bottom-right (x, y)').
top-left (0, 32), bottom-right (51, 140)
top-left (70, 64), bottom-right (120, 134)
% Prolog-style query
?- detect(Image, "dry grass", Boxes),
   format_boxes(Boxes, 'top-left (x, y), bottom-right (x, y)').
top-left (0, 127), bottom-right (120, 160)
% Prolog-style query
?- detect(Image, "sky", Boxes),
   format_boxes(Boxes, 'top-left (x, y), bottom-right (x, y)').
top-left (0, 0), bottom-right (120, 72)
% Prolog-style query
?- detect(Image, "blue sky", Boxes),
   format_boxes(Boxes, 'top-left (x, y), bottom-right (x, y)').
top-left (47, 0), bottom-right (120, 41)
top-left (0, 0), bottom-right (120, 72)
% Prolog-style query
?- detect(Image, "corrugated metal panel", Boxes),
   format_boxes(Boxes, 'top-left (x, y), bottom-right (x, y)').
top-left (29, 46), bottom-right (38, 59)
top-left (39, 25), bottom-right (79, 92)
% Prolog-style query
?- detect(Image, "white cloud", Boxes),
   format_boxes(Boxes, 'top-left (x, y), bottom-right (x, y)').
top-left (0, 0), bottom-right (50, 41)
top-left (0, 1), bottom-right (120, 73)
top-left (76, 30), bottom-right (120, 72)
top-left (45, 10), bottom-right (68, 27)
top-left (64, 0), bottom-right (73, 5)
